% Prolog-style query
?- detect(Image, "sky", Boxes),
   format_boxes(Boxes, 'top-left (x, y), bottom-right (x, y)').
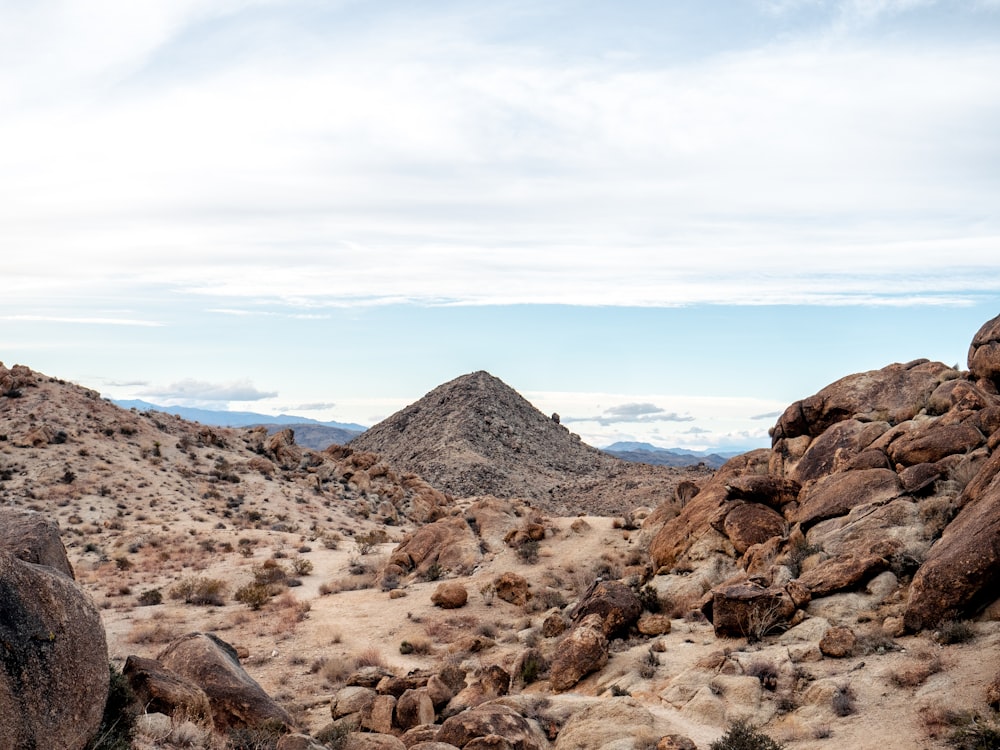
top-left (2, 0), bottom-right (999, 452)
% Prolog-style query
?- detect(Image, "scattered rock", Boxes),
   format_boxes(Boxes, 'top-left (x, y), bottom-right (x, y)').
top-left (436, 702), bottom-right (547, 750)
top-left (494, 572), bottom-right (531, 606)
top-left (637, 613), bottom-right (672, 636)
top-left (819, 626), bottom-right (857, 658)
top-left (432, 582), bottom-right (469, 609)
top-left (570, 580), bottom-right (642, 638)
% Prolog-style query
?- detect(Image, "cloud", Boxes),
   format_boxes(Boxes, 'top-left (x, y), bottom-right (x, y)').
top-left (564, 402), bottom-right (695, 427)
top-left (0, 315), bottom-right (163, 327)
top-left (141, 379), bottom-right (277, 402)
top-left (750, 411), bottom-right (783, 420)
top-left (684, 426), bottom-right (711, 434)
top-left (286, 402), bottom-right (337, 411)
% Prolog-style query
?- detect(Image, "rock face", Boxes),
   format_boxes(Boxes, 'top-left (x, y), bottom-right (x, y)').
top-left (0, 508), bottom-right (75, 577)
top-left (157, 633), bottom-right (294, 731)
top-left (349, 370), bottom-right (704, 514)
top-left (123, 655), bottom-right (213, 723)
top-left (645, 317), bottom-right (1000, 632)
top-left (386, 517), bottom-right (482, 580)
top-left (0, 549), bottom-right (109, 750)
top-left (436, 702), bottom-right (547, 750)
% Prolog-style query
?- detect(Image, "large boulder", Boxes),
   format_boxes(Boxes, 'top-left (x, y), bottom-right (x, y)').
top-left (720, 503), bottom-right (786, 555)
top-left (123, 655), bottom-right (213, 723)
top-left (968, 314), bottom-right (1000, 386)
top-left (0, 549), bottom-right (109, 750)
top-left (549, 615), bottom-right (609, 692)
top-left (708, 582), bottom-right (796, 639)
top-left (494, 572), bottom-right (531, 606)
top-left (387, 517), bottom-right (482, 579)
top-left (793, 469), bottom-right (902, 530)
top-left (0, 507), bottom-right (74, 577)
top-left (436, 702), bottom-right (547, 750)
top-left (887, 422), bottom-right (984, 466)
top-left (569, 580), bottom-right (641, 638)
top-left (553, 698), bottom-right (666, 750)
top-left (432, 582), bottom-right (469, 609)
top-left (905, 467), bottom-right (1000, 630)
top-left (157, 633), bottom-right (294, 732)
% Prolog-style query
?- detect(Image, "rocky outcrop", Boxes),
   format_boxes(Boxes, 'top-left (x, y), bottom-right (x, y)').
top-left (0, 507), bottom-right (75, 578)
top-left (157, 633), bottom-right (294, 731)
top-left (553, 698), bottom-right (671, 750)
top-left (0, 549), bottom-right (109, 750)
top-left (436, 702), bottom-right (548, 750)
top-left (385, 517), bottom-right (482, 581)
top-left (968, 314), bottom-right (1000, 385)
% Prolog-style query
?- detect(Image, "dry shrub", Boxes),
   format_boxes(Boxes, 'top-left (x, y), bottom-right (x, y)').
top-left (169, 577), bottom-right (226, 606)
top-left (399, 638), bottom-right (433, 655)
top-left (353, 646), bottom-right (387, 669)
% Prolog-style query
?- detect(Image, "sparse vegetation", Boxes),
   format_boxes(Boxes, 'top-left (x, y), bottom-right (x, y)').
top-left (709, 719), bottom-right (785, 750)
top-left (935, 619), bottom-right (975, 645)
top-left (168, 577), bottom-right (226, 606)
top-left (947, 714), bottom-right (1000, 750)
top-left (85, 663), bottom-right (137, 750)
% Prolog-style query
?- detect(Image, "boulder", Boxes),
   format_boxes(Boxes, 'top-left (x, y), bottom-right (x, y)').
top-left (0, 507), bottom-right (74, 577)
top-left (333, 686), bottom-right (378, 719)
top-left (721, 503), bottom-right (786, 555)
top-left (436, 702), bottom-right (547, 750)
top-left (708, 583), bottom-right (796, 639)
top-left (549, 615), bottom-right (609, 692)
top-left (157, 632), bottom-right (294, 731)
top-left (494, 572), bottom-right (531, 606)
top-left (899, 462), bottom-right (943, 494)
top-left (569, 580), bottom-right (642, 638)
top-left (887, 422), bottom-right (984, 466)
top-left (360, 694), bottom-right (396, 734)
top-left (0, 549), bottom-right (109, 750)
top-left (790, 419), bottom-right (888, 483)
top-left (819, 626), bottom-right (857, 658)
top-left (724, 475), bottom-right (801, 509)
top-left (432, 582), bottom-right (469, 609)
top-left (278, 734), bottom-right (329, 750)
top-left (123, 655), bottom-right (213, 723)
top-left (553, 698), bottom-right (661, 750)
top-left (344, 733), bottom-right (407, 750)
top-left (987, 673), bottom-right (1000, 710)
top-left (396, 689), bottom-right (436, 730)
top-left (446, 666), bottom-right (510, 716)
top-left (968, 314), bottom-right (1000, 385)
top-left (266, 428), bottom-right (303, 467)
top-left (377, 673), bottom-right (431, 697)
top-left (905, 474), bottom-right (1000, 630)
top-left (541, 613), bottom-right (567, 638)
top-left (389, 517), bottom-right (481, 579)
top-left (796, 540), bottom-right (899, 598)
top-left (636, 614), bottom-right (672, 636)
top-left (794, 468), bottom-right (902, 530)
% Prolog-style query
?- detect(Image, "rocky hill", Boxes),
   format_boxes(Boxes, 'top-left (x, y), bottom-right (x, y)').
top-left (350, 371), bottom-right (707, 514)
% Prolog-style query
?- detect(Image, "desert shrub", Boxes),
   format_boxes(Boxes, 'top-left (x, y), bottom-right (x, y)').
top-left (480, 582), bottom-right (496, 605)
top-left (520, 652), bottom-right (544, 684)
top-left (381, 570), bottom-right (401, 591)
top-left (235, 582), bottom-right (272, 610)
top-left (832, 685), bottom-right (856, 717)
top-left (857, 632), bottom-right (902, 655)
top-left (169, 577), bottom-right (226, 606)
top-left (128, 620), bottom-right (178, 645)
top-left (321, 532), bottom-right (342, 550)
top-left (253, 559), bottom-right (288, 586)
top-left (315, 720), bottom-right (354, 750)
top-left (137, 588), bottom-right (163, 606)
top-left (290, 556), bottom-right (313, 576)
top-left (225, 721), bottom-right (285, 750)
top-left (114, 556), bottom-right (131, 571)
top-left (354, 647), bottom-right (387, 669)
top-left (637, 584), bottom-right (661, 613)
top-left (935, 620), bottom-right (975, 645)
top-left (746, 660), bottom-right (779, 691)
top-left (355, 529), bottom-right (389, 555)
top-left (638, 647), bottom-right (659, 679)
top-left (948, 714), bottom-right (1000, 750)
top-left (423, 562), bottom-right (444, 581)
top-left (709, 719), bottom-right (785, 750)
top-left (516, 539), bottom-right (540, 564)
top-left (85, 663), bottom-right (137, 750)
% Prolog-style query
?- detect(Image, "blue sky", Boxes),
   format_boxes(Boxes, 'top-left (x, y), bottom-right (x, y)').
top-left (2, 0), bottom-right (999, 451)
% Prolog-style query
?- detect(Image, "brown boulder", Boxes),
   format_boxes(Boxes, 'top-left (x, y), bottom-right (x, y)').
top-left (819, 626), bottom-right (857, 658)
top-left (360, 694), bottom-right (396, 734)
top-left (721, 503), bottom-right (786, 555)
top-left (0, 507), bottom-right (74, 577)
top-left (657, 737), bottom-right (698, 750)
top-left (797, 541), bottom-right (899, 598)
top-left (791, 419), bottom-right (887, 484)
top-left (436, 702), bottom-right (546, 750)
top-left (569, 580), bottom-right (642, 638)
top-left (266, 428), bottom-right (303, 467)
top-left (987, 673), bottom-right (1000, 710)
top-left (899, 462), bottom-right (944, 494)
top-left (887, 422), bottom-right (984, 467)
top-left (549, 614), bottom-right (609, 692)
top-left (377, 673), bottom-right (431, 697)
top-left (771, 359), bottom-right (950, 442)
top-left (968, 314), bottom-right (1000, 385)
top-left (333, 686), bottom-right (378, 719)
top-left (494, 572), bottom-right (531, 606)
top-left (123, 655), bottom-right (213, 723)
top-left (344, 733), bottom-right (407, 750)
top-left (725, 475), bottom-right (801, 509)
top-left (904, 474), bottom-right (1000, 630)
top-left (708, 583), bottom-right (796, 639)
top-left (794, 468), bottom-right (902, 530)
top-left (157, 632), bottom-right (294, 732)
top-left (389, 517), bottom-right (482, 579)
top-left (396, 689), bottom-right (436, 730)
top-left (541, 613), bottom-right (567, 638)
top-left (637, 613), bottom-right (672, 636)
top-left (0, 549), bottom-right (109, 750)
top-left (432, 582), bottom-right (469, 609)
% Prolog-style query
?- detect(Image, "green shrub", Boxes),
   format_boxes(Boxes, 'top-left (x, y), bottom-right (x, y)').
top-left (710, 719), bottom-right (785, 750)
top-left (637, 584), bottom-right (661, 613)
top-left (235, 582), bottom-right (272, 610)
top-left (137, 588), bottom-right (162, 606)
top-left (169, 577), bottom-right (227, 606)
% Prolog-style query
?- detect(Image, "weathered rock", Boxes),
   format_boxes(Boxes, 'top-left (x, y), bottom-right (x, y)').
top-left (541, 613), bottom-right (567, 638)
top-left (396, 689), bottom-right (436, 730)
top-left (721, 503), bottom-right (786, 555)
top-left (266, 428), bottom-right (303, 467)
top-left (708, 583), bottom-right (796, 639)
top-left (278, 734), bottom-right (328, 750)
top-left (569, 580), bottom-right (642, 638)
top-left (343, 733), bottom-right (407, 750)
top-left (797, 540), bottom-right (899, 598)
top-left (410, 743), bottom-right (462, 750)
top-left (656, 736), bottom-right (698, 750)
top-left (553, 698), bottom-right (661, 750)
top-left (0, 507), bottom-right (74, 577)
top-left (725, 475), bottom-right (801, 509)
top-left (432, 582), bottom-right (469, 609)
top-left (494, 572), bottom-right (531, 606)
top-left (791, 419), bottom-right (887, 483)
top-left (905, 474), bottom-right (1000, 630)
top-left (771, 360), bottom-right (950, 442)
top-left (377, 673), bottom-right (431, 698)
top-left (794, 469), bottom-right (902, 530)
top-left (347, 666), bottom-right (394, 689)
top-left (157, 632), bottom-right (294, 732)
top-left (389, 517), bottom-right (482, 580)
top-left (360, 694), bottom-right (396, 734)
top-left (899, 462), bottom-right (944, 494)
top-left (401, 725), bottom-right (445, 747)
top-left (987, 672), bottom-right (1000, 710)
top-left (549, 615), bottom-right (609, 692)
top-left (436, 702), bottom-right (547, 750)
top-left (333, 686), bottom-right (378, 719)
top-left (636, 613), bottom-right (672, 636)
top-left (969, 314), bottom-right (1000, 385)
top-left (427, 674), bottom-right (457, 710)
top-left (887, 422), bottom-right (984, 466)
top-left (446, 666), bottom-right (510, 716)
top-left (123, 655), bottom-right (213, 723)
top-left (0, 549), bottom-right (109, 750)
top-left (819, 626), bottom-right (857, 658)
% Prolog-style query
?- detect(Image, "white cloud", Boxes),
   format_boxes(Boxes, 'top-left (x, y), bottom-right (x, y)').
top-left (141, 379), bottom-right (277, 402)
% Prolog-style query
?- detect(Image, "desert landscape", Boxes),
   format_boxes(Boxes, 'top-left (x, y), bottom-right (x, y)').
top-left (3, 315), bottom-right (1000, 750)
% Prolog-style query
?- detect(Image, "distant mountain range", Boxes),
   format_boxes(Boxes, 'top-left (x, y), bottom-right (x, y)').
top-left (601, 441), bottom-right (741, 469)
top-left (111, 400), bottom-right (365, 449)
